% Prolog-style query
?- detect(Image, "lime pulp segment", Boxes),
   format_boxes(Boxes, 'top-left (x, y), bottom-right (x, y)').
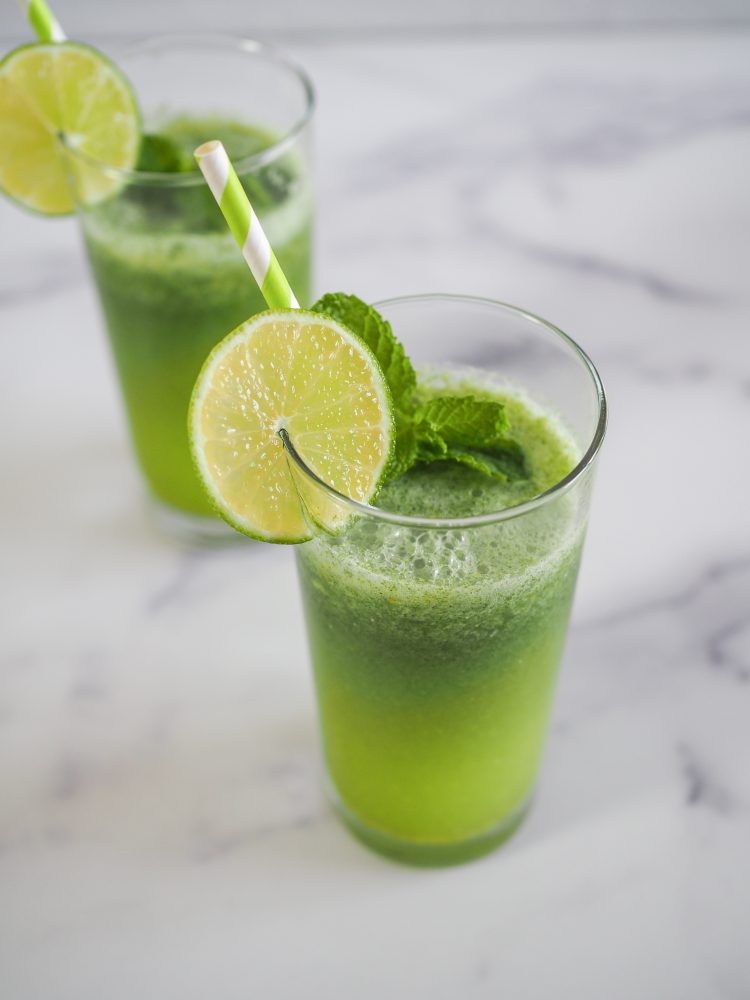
top-left (189, 310), bottom-right (395, 543)
top-left (0, 42), bottom-right (140, 215)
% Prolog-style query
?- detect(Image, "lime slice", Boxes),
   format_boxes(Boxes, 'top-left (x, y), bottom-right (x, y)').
top-left (0, 42), bottom-right (140, 216)
top-left (189, 310), bottom-right (395, 543)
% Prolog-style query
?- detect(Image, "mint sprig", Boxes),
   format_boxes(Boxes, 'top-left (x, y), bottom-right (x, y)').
top-left (136, 133), bottom-right (195, 173)
top-left (311, 293), bottom-right (527, 485)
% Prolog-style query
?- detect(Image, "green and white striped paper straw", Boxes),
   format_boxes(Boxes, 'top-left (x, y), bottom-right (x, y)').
top-left (25, 0), bottom-right (66, 42)
top-left (195, 140), bottom-right (299, 310)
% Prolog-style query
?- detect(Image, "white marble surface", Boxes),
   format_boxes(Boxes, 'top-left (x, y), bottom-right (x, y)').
top-left (4, 0), bottom-right (749, 42)
top-left (1, 28), bottom-right (750, 1000)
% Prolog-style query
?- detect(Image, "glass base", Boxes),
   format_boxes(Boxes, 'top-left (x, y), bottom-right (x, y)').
top-left (148, 498), bottom-right (246, 544)
top-left (330, 787), bottom-right (533, 867)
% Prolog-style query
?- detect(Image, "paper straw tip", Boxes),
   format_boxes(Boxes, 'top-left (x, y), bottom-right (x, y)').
top-left (194, 140), bottom-right (223, 160)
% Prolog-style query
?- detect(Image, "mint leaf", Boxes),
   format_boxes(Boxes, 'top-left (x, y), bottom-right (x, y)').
top-left (415, 395), bottom-right (510, 449)
top-left (259, 163), bottom-right (294, 203)
top-left (415, 426), bottom-right (448, 463)
top-left (434, 443), bottom-right (527, 482)
top-left (243, 163), bottom-right (294, 209)
top-left (137, 133), bottom-right (195, 173)
top-left (414, 395), bottom-right (526, 482)
top-left (389, 421), bottom-right (418, 480)
top-left (312, 294), bottom-right (416, 412)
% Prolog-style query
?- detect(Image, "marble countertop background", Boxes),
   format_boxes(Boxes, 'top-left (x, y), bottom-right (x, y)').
top-left (1, 18), bottom-right (749, 1000)
top-left (3, 0), bottom-right (749, 36)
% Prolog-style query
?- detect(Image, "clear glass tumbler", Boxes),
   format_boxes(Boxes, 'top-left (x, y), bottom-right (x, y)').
top-left (291, 295), bottom-right (606, 865)
top-left (69, 35), bottom-right (314, 540)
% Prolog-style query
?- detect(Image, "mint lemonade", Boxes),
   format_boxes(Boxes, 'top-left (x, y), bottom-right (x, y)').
top-left (0, 31), bottom-right (314, 534)
top-left (296, 389), bottom-right (585, 861)
top-left (61, 35), bottom-right (316, 533)
top-left (80, 117), bottom-right (312, 518)
top-left (189, 286), bottom-right (605, 865)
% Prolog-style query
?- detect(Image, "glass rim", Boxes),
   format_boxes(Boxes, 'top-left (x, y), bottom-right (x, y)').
top-left (283, 294), bottom-right (608, 530)
top-left (64, 33), bottom-right (315, 187)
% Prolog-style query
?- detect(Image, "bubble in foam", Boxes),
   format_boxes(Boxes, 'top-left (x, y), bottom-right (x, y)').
top-left (329, 519), bottom-right (483, 586)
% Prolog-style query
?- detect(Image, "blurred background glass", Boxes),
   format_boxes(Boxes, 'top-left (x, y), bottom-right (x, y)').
top-left (68, 36), bottom-right (314, 540)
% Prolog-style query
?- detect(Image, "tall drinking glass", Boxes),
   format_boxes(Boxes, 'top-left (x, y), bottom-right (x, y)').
top-left (70, 36), bottom-right (314, 540)
top-left (290, 295), bottom-right (606, 865)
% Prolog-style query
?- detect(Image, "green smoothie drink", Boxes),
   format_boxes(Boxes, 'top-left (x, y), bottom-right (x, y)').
top-left (81, 118), bottom-right (311, 519)
top-left (181, 154), bottom-right (606, 864)
top-left (297, 391), bottom-right (583, 861)
top-left (285, 296), bottom-right (607, 864)
top-left (73, 37), bottom-right (314, 536)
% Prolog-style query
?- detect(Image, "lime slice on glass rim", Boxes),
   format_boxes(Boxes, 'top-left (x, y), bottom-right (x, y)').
top-left (189, 310), bottom-right (395, 543)
top-left (0, 41), bottom-right (140, 216)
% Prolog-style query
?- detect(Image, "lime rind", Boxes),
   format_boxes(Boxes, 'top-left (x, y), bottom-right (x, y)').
top-left (0, 41), bottom-right (141, 216)
top-left (189, 309), bottom-right (395, 544)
